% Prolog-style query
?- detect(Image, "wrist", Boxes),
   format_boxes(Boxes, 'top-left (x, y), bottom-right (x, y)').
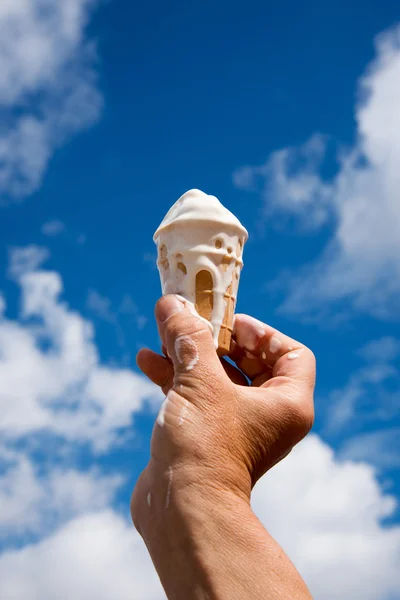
top-left (150, 448), bottom-right (252, 500)
top-left (132, 461), bottom-right (311, 600)
top-left (135, 458), bottom-right (251, 535)
top-left (136, 467), bottom-right (255, 598)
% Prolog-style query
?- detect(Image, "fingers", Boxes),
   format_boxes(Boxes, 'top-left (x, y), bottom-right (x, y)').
top-left (231, 314), bottom-right (316, 392)
top-left (265, 345), bottom-right (316, 393)
top-left (155, 295), bottom-right (227, 389)
top-left (231, 314), bottom-right (299, 382)
top-left (136, 348), bottom-right (174, 395)
top-left (228, 338), bottom-right (269, 383)
top-left (232, 314), bottom-right (315, 440)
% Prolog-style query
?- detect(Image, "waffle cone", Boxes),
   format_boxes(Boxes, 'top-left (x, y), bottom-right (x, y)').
top-left (195, 270), bottom-right (235, 356)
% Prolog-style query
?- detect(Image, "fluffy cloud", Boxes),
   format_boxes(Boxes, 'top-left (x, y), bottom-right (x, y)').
top-left (0, 0), bottom-right (103, 202)
top-left (1, 252), bottom-right (399, 599)
top-left (233, 133), bottom-right (332, 232)
top-left (252, 435), bottom-right (400, 600)
top-left (0, 450), bottom-right (123, 542)
top-left (1, 252), bottom-right (161, 450)
top-left (0, 249), bottom-right (166, 597)
top-left (8, 244), bottom-right (50, 278)
top-left (234, 25), bottom-right (400, 320)
top-left (1, 435), bottom-right (399, 600)
top-left (0, 248), bottom-right (163, 558)
top-left (0, 511), bottom-right (165, 600)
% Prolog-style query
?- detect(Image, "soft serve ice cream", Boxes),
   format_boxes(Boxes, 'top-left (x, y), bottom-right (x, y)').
top-left (154, 189), bottom-right (248, 355)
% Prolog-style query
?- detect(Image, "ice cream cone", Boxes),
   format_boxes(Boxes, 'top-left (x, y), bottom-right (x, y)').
top-left (194, 270), bottom-right (234, 355)
top-left (154, 189), bottom-right (248, 354)
top-left (217, 280), bottom-right (235, 355)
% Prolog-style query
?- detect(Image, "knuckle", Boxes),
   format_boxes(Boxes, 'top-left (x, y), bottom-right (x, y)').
top-left (282, 393), bottom-right (315, 437)
top-left (130, 492), bottom-right (139, 531)
top-left (130, 474), bottom-right (145, 535)
top-left (300, 404), bottom-right (315, 434)
top-left (305, 345), bottom-right (316, 363)
top-left (306, 346), bottom-right (317, 369)
top-left (300, 346), bottom-right (317, 389)
top-left (294, 403), bottom-right (314, 436)
top-left (299, 344), bottom-right (315, 364)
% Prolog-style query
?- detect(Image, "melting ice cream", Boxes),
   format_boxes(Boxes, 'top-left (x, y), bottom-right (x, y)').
top-left (154, 189), bottom-right (248, 354)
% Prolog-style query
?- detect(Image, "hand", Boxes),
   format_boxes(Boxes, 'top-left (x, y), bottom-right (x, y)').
top-left (132, 295), bottom-right (315, 521)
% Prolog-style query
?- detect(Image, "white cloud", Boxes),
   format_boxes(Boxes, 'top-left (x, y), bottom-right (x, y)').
top-left (252, 435), bottom-right (400, 600)
top-left (8, 245), bottom-right (50, 278)
top-left (0, 255), bottom-right (162, 450)
top-left (0, 0), bottom-right (103, 202)
top-left (0, 250), bottom-right (166, 596)
top-left (41, 219), bottom-right (65, 237)
top-left (1, 435), bottom-right (399, 600)
top-left (234, 24), bottom-right (400, 320)
top-left (0, 511), bottom-right (165, 600)
top-left (0, 450), bottom-right (123, 541)
top-left (1, 250), bottom-right (399, 599)
top-left (234, 133), bottom-right (333, 232)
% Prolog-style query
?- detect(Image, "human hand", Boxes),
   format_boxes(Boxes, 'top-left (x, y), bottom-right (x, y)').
top-left (132, 294), bottom-right (315, 526)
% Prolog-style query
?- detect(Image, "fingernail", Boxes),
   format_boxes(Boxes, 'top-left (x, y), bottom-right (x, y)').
top-left (157, 294), bottom-right (185, 323)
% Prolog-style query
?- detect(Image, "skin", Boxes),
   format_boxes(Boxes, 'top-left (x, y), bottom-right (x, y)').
top-left (132, 294), bottom-right (316, 599)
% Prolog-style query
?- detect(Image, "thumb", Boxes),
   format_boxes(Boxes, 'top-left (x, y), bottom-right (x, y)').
top-left (155, 294), bottom-right (227, 388)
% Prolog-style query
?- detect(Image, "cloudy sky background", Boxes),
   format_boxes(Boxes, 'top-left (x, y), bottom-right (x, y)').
top-left (0, 1), bottom-right (400, 598)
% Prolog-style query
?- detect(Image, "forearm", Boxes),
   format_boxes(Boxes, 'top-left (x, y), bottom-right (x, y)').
top-left (136, 467), bottom-right (312, 600)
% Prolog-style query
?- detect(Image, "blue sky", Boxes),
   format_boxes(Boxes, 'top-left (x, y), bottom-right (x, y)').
top-left (0, 1), bottom-right (400, 598)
